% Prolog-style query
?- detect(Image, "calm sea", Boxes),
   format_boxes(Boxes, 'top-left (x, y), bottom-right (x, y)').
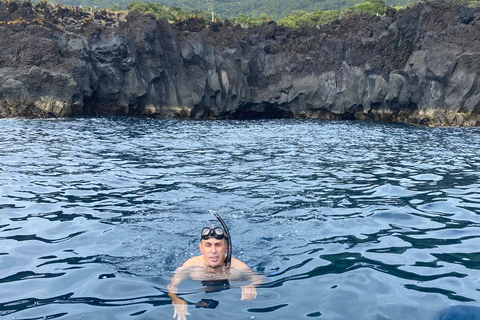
top-left (1, 118), bottom-right (480, 320)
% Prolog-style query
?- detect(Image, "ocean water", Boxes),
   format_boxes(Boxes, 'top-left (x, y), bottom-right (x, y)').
top-left (1, 117), bottom-right (479, 320)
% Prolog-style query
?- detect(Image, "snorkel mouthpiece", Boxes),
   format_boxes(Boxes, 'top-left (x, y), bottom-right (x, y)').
top-left (208, 210), bottom-right (232, 269)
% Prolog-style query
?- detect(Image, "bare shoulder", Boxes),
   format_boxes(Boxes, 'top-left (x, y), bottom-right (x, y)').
top-left (230, 258), bottom-right (252, 271)
top-left (181, 255), bottom-right (204, 268)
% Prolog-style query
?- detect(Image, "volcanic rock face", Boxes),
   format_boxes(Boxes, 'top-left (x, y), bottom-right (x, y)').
top-left (1, 0), bottom-right (480, 126)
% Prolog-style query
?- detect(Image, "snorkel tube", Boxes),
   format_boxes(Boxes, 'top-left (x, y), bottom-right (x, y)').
top-left (209, 210), bottom-right (232, 269)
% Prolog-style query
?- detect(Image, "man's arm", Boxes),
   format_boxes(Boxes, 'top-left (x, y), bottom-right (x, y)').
top-left (168, 267), bottom-right (190, 320)
top-left (231, 258), bottom-right (262, 300)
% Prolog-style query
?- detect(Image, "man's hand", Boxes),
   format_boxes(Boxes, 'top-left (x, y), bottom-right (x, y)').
top-left (169, 268), bottom-right (190, 320)
top-left (241, 286), bottom-right (257, 300)
top-left (172, 301), bottom-right (190, 320)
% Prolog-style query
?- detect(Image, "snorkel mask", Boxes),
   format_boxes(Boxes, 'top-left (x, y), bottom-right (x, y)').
top-left (201, 226), bottom-right (227, 240)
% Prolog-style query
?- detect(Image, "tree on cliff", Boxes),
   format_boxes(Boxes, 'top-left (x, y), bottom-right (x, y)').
top-left (348, 0), bottom-right (387, 14)
top-left (277, 0), bottom-right (386, 28)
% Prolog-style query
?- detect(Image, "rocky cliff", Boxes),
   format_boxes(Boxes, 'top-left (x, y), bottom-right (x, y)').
top-left (1, 0), bottom-right (480, 126)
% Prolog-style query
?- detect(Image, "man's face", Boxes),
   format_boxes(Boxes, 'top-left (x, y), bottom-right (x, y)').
top-left (199, 238), bottom-right (228, 268)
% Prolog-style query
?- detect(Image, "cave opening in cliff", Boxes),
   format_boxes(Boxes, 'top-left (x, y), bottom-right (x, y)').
top-left (229, 103), bottom-right (294, 119)
top-left (82, 96), bottom-right (140, 117)
top-left (341, 111), bottom-right (357, 121)
top-left (82, 96), bottom-right (98, 116)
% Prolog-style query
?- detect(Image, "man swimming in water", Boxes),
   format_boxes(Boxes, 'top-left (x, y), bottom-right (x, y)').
top-left (168, 225), bottom-right (260, 320)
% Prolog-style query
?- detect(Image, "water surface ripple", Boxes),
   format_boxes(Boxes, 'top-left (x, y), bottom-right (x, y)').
top-left (1, 118), bottom-right (480, 320)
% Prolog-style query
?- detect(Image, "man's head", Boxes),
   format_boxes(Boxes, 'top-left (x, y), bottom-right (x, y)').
top-left (199, 226), bottom-right (228, 268)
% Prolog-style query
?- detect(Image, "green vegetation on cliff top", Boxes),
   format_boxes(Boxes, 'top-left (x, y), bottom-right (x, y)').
top-left (35, 0), bottom-right (479, 26)
top-left (126, 0), bottom-right (388, 27)
top-left (43, 0), bottom-right (478, 20)
top-left (127, 0), bottom-right (478, 28)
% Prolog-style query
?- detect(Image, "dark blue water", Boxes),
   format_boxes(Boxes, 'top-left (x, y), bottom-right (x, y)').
top-left (1, 118), bottom-right (480, 320)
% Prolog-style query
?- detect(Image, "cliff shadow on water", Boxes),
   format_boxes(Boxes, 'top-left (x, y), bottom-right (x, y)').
top-left (1, 0), bottom-right (480, 126)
